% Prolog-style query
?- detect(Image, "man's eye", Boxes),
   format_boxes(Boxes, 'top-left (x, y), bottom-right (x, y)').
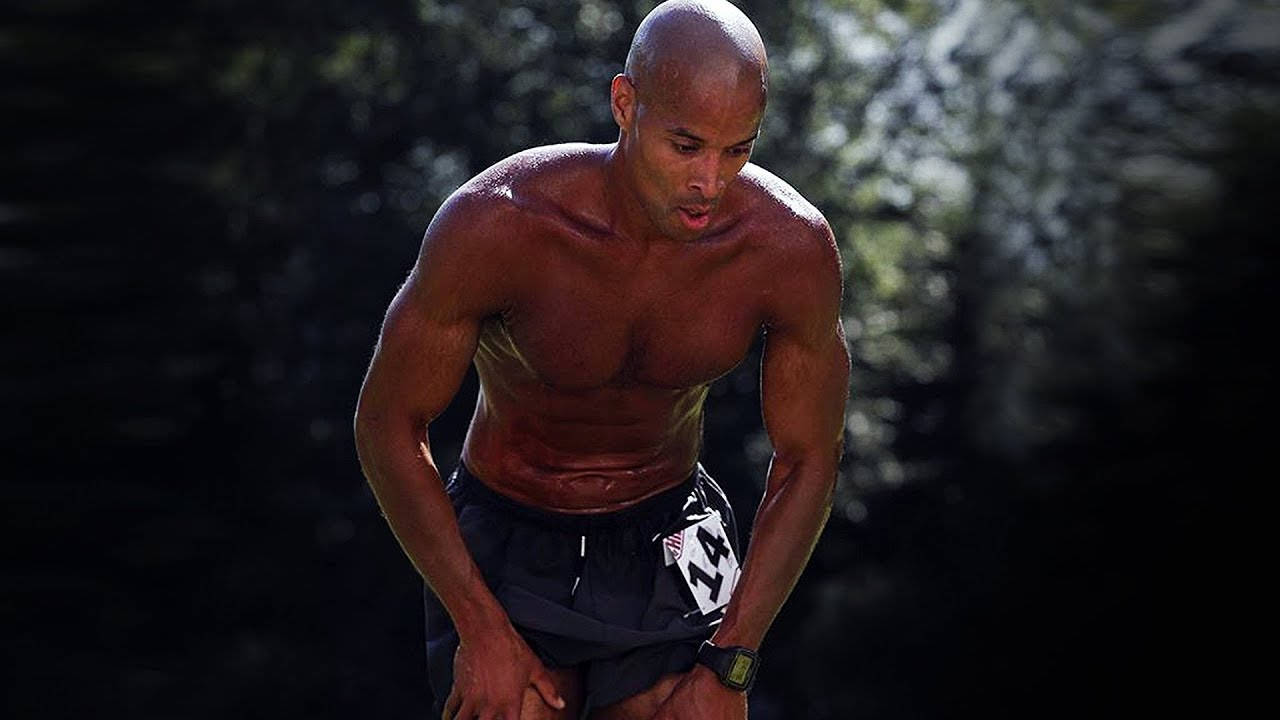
top-left (674, 143), bottom-right (698, 154)
top-left (729, 146), bottom-right (751, 157)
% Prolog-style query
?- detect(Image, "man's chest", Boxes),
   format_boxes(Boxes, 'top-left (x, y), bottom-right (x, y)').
top-left (496, 239), bottom-right (767, 390)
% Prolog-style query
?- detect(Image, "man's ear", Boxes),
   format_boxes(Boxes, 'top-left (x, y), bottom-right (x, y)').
top-left (610, 73), bottom-right (636, 130)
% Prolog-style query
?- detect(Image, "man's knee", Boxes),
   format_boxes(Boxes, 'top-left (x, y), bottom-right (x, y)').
top-left (590, 673), bottom-right (684, 720)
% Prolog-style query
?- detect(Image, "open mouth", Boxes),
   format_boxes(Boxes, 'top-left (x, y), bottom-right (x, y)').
top-left (677, 205), bottom-right (712, 230)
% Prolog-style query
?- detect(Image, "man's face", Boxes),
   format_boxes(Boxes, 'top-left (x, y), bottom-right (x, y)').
top-left (615, 70), bottom-right (764, 240)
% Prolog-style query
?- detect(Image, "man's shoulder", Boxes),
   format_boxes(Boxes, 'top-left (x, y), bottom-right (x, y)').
top-left (734, 163), bottom-right (842, 333)
top-left (430, 143), bottom-right (609, 246)
top-left (459, 143), bottom-right (608, 211)
top-left (736, 163), bottom-right (836, 261)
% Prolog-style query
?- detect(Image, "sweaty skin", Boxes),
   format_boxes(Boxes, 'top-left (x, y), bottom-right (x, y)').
top-left (464, 149), bottom-right (769, 512)
top-left (354, 2), bottom-right (850, 719)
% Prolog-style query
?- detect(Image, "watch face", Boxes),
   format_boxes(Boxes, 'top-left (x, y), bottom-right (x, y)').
top-left (728, 653), bottom-right (755, 686)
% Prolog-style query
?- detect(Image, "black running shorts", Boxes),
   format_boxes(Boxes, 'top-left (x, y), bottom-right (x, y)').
top-left (424, 461), bottom-right (741, 716)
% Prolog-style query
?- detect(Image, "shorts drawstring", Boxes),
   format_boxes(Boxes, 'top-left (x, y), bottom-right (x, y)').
top-left (571, 534), bottom-right (586, 597)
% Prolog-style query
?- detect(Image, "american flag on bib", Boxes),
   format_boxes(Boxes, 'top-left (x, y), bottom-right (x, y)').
top-left (663, 532), bottom-right (683, 560)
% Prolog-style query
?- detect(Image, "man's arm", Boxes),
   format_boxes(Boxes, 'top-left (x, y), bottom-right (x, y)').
top-left (712, 219), bottom-right (849, 652)
top-left (654, 218), bottom-right (849, 719)
top-left (353, 187), bottom-right (564, 718)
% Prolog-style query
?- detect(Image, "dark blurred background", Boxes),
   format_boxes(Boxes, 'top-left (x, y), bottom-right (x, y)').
top-left (5, 0), bottom-right (1274, 717)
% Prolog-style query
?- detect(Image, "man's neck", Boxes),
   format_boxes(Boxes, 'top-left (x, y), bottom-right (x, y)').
top-left (602, 141), bottom-right (675, 246)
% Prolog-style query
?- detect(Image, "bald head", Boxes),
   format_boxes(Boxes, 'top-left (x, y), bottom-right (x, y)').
top-left (624, 0), bottom-right (769, 111)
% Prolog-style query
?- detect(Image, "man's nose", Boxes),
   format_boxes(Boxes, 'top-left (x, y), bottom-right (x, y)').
top-left (687, 154), bottom-right (726, 198)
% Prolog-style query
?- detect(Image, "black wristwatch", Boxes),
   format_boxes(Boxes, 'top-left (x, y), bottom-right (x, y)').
top-left (696, 640), bottom-right (760, 692)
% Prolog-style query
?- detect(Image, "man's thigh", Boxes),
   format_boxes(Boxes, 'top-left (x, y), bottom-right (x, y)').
top-left (587, 673), bottom-right (684, 720)
top-left (519, 666), bottom-right (585, 720)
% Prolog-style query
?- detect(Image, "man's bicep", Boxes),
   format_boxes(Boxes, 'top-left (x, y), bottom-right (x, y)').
top-left (357, 191), bottom-right (509, 427)
top-left (760, 322), bottom-right (850, 471)
top-left (361, 272), bottom-right (483, 427)
top-left (759, 220), bottom-right (850, 471)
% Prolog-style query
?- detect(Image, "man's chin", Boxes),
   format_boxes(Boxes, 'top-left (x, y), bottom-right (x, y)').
top-left (665, 223), bottom-right (707, 242)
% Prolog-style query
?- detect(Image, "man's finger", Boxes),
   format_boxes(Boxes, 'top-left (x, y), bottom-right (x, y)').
top-left (530, 669), bottom-right (566, 710)
top-left (455, 697), bottom-right (476, 720)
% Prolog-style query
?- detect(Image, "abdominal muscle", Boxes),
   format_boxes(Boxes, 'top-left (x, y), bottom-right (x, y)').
top-left (459, 379), bottom-right (708, 514)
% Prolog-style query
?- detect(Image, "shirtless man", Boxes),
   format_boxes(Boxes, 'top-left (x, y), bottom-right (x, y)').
top-left (354, 2), bottom-right (849, 718)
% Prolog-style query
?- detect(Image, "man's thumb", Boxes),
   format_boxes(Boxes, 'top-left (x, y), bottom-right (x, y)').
top-left (531, 670), bottom-right (566, 710)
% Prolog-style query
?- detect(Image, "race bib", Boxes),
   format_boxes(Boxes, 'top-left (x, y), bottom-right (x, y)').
top-left (661, 511), bottom-right (741, 616)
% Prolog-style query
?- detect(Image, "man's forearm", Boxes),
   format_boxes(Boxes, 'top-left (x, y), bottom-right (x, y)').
top-left (354, 415), bottom-right (507, 639)
top-left (710, 453), bottom-right (837, 650)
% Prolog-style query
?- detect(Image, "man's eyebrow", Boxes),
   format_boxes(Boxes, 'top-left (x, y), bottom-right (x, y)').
top-left (667, 127), bottom-right (760, 146)
top-left (668, 127), bottom-right (706, 144)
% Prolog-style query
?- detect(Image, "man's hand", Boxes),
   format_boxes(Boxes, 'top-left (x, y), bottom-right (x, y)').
top-left (443, 623), bottom-right (565, 720)
top-left (648, 665), bottom-right (746, 720)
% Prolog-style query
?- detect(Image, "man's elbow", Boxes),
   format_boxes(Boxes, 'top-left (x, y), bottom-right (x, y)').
top-left (352, 390), bottom-right (408, 462)
top-left (768, 446), bottom-right (840, 501)
top-left (353, 395), bottom-right (435, 464)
